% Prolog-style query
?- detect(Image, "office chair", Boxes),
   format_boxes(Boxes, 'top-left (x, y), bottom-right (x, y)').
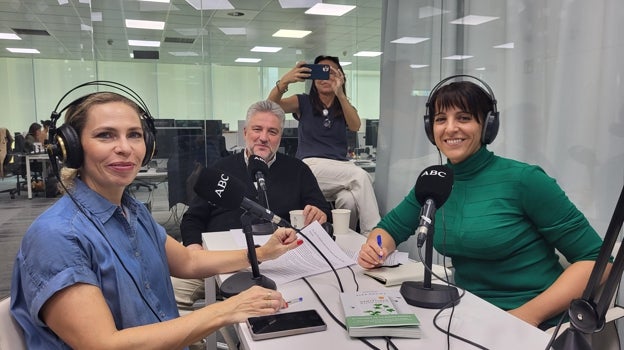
top-left (0, 297), bottom-right (27, 350)
top-left (0, 156), bottom-right (21, 199)
top-left (0, 134), bottom-right (27, 199)
top-left (14, 133), bottom-right (46, 196)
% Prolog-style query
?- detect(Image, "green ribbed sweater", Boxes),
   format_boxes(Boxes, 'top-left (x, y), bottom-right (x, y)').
top-left (379, 147), bottom-right (603, 326)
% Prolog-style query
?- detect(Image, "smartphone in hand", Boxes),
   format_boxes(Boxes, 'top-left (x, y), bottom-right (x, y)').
top-left (302, 64), bottom-right (330, 80)
top-left (247, 309), bottom-right (327, 340)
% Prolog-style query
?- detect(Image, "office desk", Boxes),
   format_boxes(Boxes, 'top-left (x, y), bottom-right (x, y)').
top-left (133, 170), bottom-right (168, 191)
top-left (135, 169), bottom-right (168, 182)
top-left (202, 231), bottom-right (551, 350)
top-left (351, 159), bottom-right (376, 173)
top-left (24, 153), bottom-right (50, 199)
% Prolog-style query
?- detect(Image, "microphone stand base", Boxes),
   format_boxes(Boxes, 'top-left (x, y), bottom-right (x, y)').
top-left (400, 281), bottom-right (460, 309)
top-left (219, 272), bottom-right (276, 298)
top-left (551, 327), bottom-right (592, 350)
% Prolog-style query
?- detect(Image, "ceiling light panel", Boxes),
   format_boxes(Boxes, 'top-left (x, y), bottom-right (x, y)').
top-left (219, 27), bottom-right (246, 35)
top-left (450, 15), bottom-right (499, 26)
top-left (494, 42), bottom-right (515, 49)
top-left (185, 0), bottom-right (234, 10)
top-left (7, 48), bottom-right (40, 54)
top-left (305, 3), bottom-right (356, 16)
top-left (418, 6), bottom-right (449, 18)
top-left (354, 51), bottom-right (382, 57)
top-left (251, 46), bottom-right (282, 53)
top-left (126, 19), bottom-right (165, 30)
top-left (391, 37), bottom-right (429, 44)
top-left (128, 40), bottom-right (161, 47)
top-left (0, 33), bottom-right (21, 40)
top-left (273, 29), bottom-right (311, 38)
top-left (235, 58), bottom-right (261, 63)
top-left (442, 55), bottom-right (473, 60)
top-left (169, 51), bottom-right (199, 56)
top-left (278, 0), bottom-right (320, 9)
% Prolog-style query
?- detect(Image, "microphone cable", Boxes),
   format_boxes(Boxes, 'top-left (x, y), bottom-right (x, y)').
top-left (543, 313), bottom-right (567, 350)
top-left (294, 226), bottom-right (344, 292)
top-left (55, 173), bottom-right (163, 321)
top-left (418, 206), bottom-right (489, 350)
top-left (301, 277), bottom-right (399, 350)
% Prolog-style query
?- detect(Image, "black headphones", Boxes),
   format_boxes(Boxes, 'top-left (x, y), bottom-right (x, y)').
top-left (423, 74), bottom-right (499, 145)
top-left (47, 81), bottom-right (157, 174)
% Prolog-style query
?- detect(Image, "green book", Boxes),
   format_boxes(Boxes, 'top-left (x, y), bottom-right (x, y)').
top-left (340, 290), bottom-right (421, 338)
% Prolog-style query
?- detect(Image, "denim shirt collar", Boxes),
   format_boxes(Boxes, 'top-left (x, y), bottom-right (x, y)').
top-left (70, 178), bottom-right (138, 223)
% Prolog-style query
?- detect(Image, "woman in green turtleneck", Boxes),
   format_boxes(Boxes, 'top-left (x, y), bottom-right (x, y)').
top-left (357, 78), bottom-right (610, 330)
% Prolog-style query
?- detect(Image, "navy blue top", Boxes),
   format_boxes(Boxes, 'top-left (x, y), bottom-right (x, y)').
top-left (294, 94), bottom-right (348, 161)
top-left (11, 179), bottom-right (180, 349)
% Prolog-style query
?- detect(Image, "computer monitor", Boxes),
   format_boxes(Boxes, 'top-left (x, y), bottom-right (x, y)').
top-left (280, 127), bottom-right (298, 157)
top-left (153, 127), bottom-right (204, 160)
top-left (365, 119), bottom-right (379, 148)
top-left (153, 118), bottom-right (175, 127)
top-left (175, 120), bottom-right (205, 128)
top-left (204, 120), bottom-right (223, 136)
top-left (346, 130), bottom-right (359, 154)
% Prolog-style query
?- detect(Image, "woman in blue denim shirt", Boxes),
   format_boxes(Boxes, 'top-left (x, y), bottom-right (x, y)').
top-left (11, 91), bottom-right (300, 349)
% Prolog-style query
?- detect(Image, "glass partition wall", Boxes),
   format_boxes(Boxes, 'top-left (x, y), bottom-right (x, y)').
top-left (0, 0), bottom-right (382, 138)
top-left (3, 0), bottom-right (623, 239)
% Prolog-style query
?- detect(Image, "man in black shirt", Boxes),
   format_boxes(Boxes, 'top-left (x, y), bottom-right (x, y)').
top-left (173, 100), bottom-right (331, 312)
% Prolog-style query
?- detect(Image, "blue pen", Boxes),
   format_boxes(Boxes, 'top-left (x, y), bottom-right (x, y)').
top-left (376, 234), bottom-right (383, 259)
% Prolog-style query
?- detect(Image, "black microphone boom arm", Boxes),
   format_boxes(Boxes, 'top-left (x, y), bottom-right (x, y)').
top-left (552, 184), bottom-right (624, 349)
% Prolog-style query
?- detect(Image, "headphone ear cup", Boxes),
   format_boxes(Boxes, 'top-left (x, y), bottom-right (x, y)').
top-left (481, 111), bottom-right (500, 144)
top-left (142, 125), bottom-right (156, 167)
top-left (54, 124), bottom-right (83, 169)
top-left (423, 114), bottom-right (436, 145)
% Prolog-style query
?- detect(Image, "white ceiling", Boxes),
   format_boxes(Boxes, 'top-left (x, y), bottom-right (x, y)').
top-left (0, 0), bottom-right (384, 70)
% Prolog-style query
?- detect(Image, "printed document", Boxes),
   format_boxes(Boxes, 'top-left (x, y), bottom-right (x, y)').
top-left (229, 221), bottom-right (356, 285)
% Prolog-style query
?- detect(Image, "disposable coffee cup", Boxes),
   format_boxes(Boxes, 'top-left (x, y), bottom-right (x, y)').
top-left (289, 209), bottom-right (305, 229)
top-left (331, 209), bottom-right (351, 234)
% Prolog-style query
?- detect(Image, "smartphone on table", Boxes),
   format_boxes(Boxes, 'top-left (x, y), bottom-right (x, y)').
top-left (246, 309), bottom-right (327, 340)
top-left (302, 64), bottom-right (330, 80)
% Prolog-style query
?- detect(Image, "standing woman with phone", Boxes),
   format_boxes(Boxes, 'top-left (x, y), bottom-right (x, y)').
top-left (268, 55), bottom-right (380, 235)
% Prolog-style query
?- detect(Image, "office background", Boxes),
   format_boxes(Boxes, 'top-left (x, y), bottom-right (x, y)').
top-left (1, 0), bottom-right (624, 342)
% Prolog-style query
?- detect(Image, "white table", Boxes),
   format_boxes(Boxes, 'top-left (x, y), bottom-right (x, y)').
top-left (202, 230), bottom-right (552, 350)
top-left (133, 170), bottom-right (168, 191)
top-left (24, 153), bottom-right (50, 199)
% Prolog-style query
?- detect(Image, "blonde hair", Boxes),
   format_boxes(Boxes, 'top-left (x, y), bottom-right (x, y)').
top-left (58, 92), bottom-right (143, 188)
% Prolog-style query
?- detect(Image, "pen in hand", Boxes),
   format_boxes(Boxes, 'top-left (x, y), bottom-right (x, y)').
top-left (286, 297), bottom-right (303, 307)
top-left (376, 234), bottom-right (383, 260)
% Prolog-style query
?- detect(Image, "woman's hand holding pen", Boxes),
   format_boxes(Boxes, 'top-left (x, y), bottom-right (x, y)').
top-left (357, 234), bottom-right (388, 269)
top-left (216, 286), bottom-right (287, 323)
top-left (257, 227), bottom-right (303, 262)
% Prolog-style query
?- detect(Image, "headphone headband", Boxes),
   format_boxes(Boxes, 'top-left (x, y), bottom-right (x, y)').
top-left (423, 74), bottom-right (500, 145)
top-left (47, 81), bottom-right (157, 174)
top-left (425, 74), bottom-right (498, 115)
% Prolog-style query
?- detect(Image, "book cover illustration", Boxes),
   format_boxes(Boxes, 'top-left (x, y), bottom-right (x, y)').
top-left (340, 291), bottom-right (420, 338)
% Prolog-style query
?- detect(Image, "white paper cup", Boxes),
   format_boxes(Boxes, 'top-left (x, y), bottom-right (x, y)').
top-left (331, 209), bottom-right (351, 234)
top-left (289, 209), bottom-right (305, 229)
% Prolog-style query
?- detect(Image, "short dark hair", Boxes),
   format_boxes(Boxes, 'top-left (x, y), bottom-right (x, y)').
top-left (27, 122), bottom-right (42, 135)
top-left (309, 55), bottom-right (347, 118)
top-left (430, 81), bottom-right (494, 124)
